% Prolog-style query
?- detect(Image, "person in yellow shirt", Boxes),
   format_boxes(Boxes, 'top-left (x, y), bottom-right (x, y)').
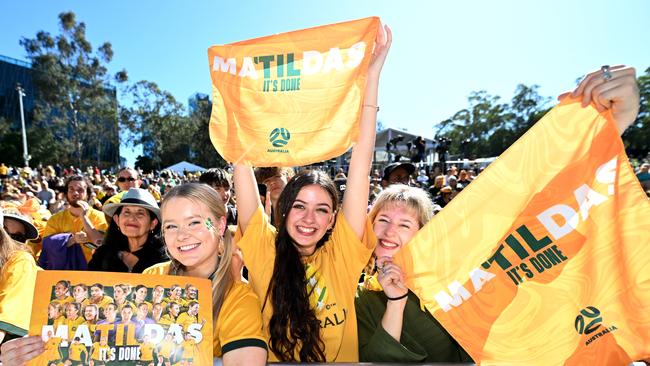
top-left (63, 302), bottom-right (85, 335)
top-left (48, 301), bottom-right (65, 327)
top-left (143, 183), bottom-right (267, 365)
top-left (40, 175), bottom-right (108, 267)
top-left (163, 285), bottom-right (186, 308)
top-left (157, 334), bottom-right (176, 366)
top-left (53, 280), bottom-right (74, 305)
top-left (88, 336), bottom-right (111, 366)
top-left (151, 285), bottom-right (166, 306)
top-left (65, 337), bottom-right (87, 366)
top-left (231, 25), bottom-right (390, 363)
top-left (42, 330), bottom-right (64, 365)
top-left (112, 284), bottom-right (135, 313)
top-left (137, 334), bottom-right (156, 366)
top-left (179, 332), bottom-right (198, 366)
top-left (82, 304), bottom-right (99, 333)
top-left (71, 284), bottom-right (90, 306)
top-left (88, 284), bottom-right (113, 313)
top-left (175, 301), bottom-right (201, 332)
top-left (133, 285), bottom-right (153, 314)
top-left (158, 302), bottom-right (180, 327)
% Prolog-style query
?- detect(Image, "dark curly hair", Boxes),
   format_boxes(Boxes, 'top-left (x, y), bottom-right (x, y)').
top-left (265, 170), bottom-right (339, 362)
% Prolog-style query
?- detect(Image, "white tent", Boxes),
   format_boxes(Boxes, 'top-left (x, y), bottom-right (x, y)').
top-left (163, 161), bottom-right (206, 173)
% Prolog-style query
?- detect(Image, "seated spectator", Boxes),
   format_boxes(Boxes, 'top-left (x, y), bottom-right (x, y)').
top-left (39, 175), bottom-right (107, 270)
top-left (381, 162), bottom-right (415, 187)
top-left (88, 188), bottom-right (167, 273)
top-left (428, 175), bottom-right (445, 197)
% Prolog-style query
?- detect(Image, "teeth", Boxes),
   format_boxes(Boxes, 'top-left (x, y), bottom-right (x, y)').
top-left (179, 244), bottom-right (199, 252)
top-left (380, 240), bottom-right (399, 248)
top-left (297, 226), bottom-right (316, 234)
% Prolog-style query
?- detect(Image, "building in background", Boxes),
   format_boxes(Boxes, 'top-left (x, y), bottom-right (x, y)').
top-left (0, 54), bottom-right (120, 168)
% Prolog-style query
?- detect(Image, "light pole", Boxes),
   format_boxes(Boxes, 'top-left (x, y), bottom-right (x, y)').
top-left (16, 83), bottom-right (30, 167)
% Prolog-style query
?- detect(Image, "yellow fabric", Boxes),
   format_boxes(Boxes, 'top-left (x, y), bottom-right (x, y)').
top-left (63, 316), bottom-right (85, 334)
top-left (44, 336), bottom-right (63, 361)
top-left (163, 296), bottom-right (187, 308)
top-left (181, 339), bottom-right (197, 359)
top-left (0, 251), bottom-right (40, 336)
top-left (139, 341), bottom-right (155, 361)
top-left (143, 261), bottom-right (267, 357)
top-left (395, 100), bottom-right (650, 365)
top-left (208, 17), bottom-right (379, 167)
top-left (90, 342), bottom-right (111, 360)
top-left (103, 191), bottom-right (126, 206)
top-left (236, 205), bottom-right (374, 361)
top-left (176, 312), bottom-right (197, 332)
top-left (43, 208), bottom-right (108, 261)
top-left (56, 295), bottom-right (74, 305)
top-left (158, 339), bottom-right (175, 358)
top-left (115, 299), bottom-right (135, 313)
top-left (88, 295), bottom-right (113, 311)
top-left (68, 342), bottom-right (87, 361)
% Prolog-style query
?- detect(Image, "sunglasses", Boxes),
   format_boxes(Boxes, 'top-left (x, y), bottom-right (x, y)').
top-left (117, 177), bottom-right (136, 183)
top-left (9, 232), bottom-right (27, 243)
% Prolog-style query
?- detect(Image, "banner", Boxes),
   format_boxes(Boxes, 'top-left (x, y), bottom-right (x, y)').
top-left (208, 17), bottom-right (379, 167)
top-left (395, 99), bottom-right (650, 365)
top-left (27, 271), bottom-right (213, 366)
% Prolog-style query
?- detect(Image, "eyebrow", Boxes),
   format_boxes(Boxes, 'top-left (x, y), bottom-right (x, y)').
top-left (162, 215), bottom-right (202, 224)
top-left (294, 199), bottom-right (332, 209)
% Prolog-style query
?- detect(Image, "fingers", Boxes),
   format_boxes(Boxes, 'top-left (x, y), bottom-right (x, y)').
top-left (572, 66), bottom-right (635, 107)
top-left (572, 65), bottom-right (626, 99)
top-left (0, 336), bottom-right (45, 366)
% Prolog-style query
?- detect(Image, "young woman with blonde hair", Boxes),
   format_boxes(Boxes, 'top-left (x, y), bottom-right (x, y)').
top-left (143, 183), bottom-right (267, 365)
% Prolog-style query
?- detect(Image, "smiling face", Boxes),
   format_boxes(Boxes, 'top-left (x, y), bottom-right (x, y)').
top-left (284, 184), bottom-right (335, 256)
top-left (162, 197), bottom-right (223, 276)
top-left (372, 203), bottom-right (421, 259)
top-left (84, 305), bottom-right (97, 321)
top-left (114, 206), bottom-right (157, 240)
top-left (54, 283), bottom-right (68, 299)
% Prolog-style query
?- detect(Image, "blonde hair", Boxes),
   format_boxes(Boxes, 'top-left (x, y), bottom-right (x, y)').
top-left (369, 184), bottom-right (435, 228)
top-left (161, 183), bottom-right (234, 320)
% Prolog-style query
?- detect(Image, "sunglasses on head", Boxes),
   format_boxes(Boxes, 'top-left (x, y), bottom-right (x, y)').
top-left (117, 177), bottom-right (136, 182)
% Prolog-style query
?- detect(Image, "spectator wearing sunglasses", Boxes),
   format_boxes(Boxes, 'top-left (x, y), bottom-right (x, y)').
top-left (104, 167), bottom-right (143, 207)
top-left (1, 208), bottom-right (39, 244)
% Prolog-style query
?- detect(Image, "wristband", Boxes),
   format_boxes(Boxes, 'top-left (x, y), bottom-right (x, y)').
top-left (386, 293), bottom-right (408, 301)
top-left (363, 104), bottom-right (380, 112)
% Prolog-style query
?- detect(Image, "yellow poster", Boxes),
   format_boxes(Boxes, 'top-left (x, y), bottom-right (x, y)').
top-left (27, 271), bottom-right (213, 366)
top-left (396, 99), bottom-right (650, 365)
top-left (208, 17), bottom-right (379, 167)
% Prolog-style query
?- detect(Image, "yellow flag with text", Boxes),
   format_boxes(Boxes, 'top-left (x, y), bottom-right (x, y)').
top-left (207, 17), bottom-right (379, 166)
top-left (396, 100), bottom-right (650, 365)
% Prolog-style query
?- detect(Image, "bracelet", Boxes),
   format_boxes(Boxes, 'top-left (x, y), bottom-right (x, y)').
top-left (363, 104), bottom-right (380, 112)
top-left (386, 293), bottom-right (408, 301)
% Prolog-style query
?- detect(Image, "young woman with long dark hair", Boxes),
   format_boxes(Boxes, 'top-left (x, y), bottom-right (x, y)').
top-left (233, 25), bottom-right (392, 362)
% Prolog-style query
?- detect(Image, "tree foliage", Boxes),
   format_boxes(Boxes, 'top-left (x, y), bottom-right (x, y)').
top-left (186, 95), bottom-right (226, 169)
top-left (120, 81), bottom-right (192, 171)
top-left (19, 11), bottom-right (127, 167)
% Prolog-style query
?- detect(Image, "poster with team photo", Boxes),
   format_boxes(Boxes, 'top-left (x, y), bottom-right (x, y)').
top-left (27, 270), bottom-right (213, 366)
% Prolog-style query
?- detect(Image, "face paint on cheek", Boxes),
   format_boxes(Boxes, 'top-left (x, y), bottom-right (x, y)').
top-left (205, 218), bottom-right (215, 231)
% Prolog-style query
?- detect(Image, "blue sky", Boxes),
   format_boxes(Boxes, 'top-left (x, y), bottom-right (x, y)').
top-left (1, 0), bottom-right (649, 166)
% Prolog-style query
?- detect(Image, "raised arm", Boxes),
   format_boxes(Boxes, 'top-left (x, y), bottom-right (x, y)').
top-left (342, 24), bottom-right (392, 238)
top-left (558, 65), bottom-right (639, 135)
top-left (233, 164), bottom-right (262, 234)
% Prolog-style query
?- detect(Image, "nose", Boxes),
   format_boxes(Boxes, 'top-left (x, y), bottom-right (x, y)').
top-left (302, 208), bottom-right (316, 223)
top-left (384, 222), bottom-right (398, 237)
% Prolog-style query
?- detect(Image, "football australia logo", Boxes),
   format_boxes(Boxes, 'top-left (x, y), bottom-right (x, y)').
top-left (268, 128), bottom-right (291, 153)
top-left (575, 306), bottom-right (618, 346)
top-left (574, 306), bottom-right (602, 335)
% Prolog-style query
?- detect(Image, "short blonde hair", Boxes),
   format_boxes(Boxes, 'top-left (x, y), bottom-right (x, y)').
top-left (369, 184), bottom-right (434, 228)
